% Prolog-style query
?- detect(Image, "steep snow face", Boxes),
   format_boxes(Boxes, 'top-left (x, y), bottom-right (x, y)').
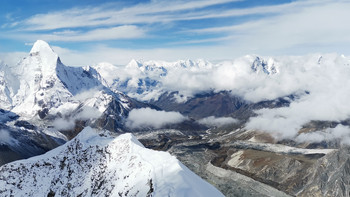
top-left (5, 40), bottom-right (105, 118)
top-left (0, 127), bottom-right (223, 197)
top-left (9, 40), bottom-right (69, 116)
top-left (0, 63), bottom-right (16, 109)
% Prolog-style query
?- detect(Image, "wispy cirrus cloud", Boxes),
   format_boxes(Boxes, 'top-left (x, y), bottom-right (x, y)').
top-left (1, 0), bottom-right (241, 46)
top-left (188, 0), bottom-right (350, 55)
top-left (11, 26), bottom-right (146, 42)
top-left (10, 0), bottom-right (239, 31)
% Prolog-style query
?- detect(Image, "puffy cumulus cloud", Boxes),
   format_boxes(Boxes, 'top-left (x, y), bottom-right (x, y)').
top-left (126, 108), bottom-right (187, 129)
top-left (0, 129), bottom-right (12, 145)
top-left (296, 125), bottom-right (350, 146)
top-left (197, 116), bottom-right (238, 127)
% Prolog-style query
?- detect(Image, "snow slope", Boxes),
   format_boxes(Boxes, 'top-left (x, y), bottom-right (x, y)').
top-left (0, 62), bottom-right (17, 109)
top-left (0, 127), bottom-right (224, 197)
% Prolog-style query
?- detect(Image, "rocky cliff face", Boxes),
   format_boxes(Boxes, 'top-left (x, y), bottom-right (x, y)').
top-left (149, 91), bottom-right (292, 120)
top-left (299, 147), bottom-right (350, 196)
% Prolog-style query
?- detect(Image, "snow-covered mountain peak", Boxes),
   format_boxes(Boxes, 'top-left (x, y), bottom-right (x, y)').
top-left (251, 55), bottom-right (279, 75)
top-left (21, 40), bottom-right (59, 78)
top-left (30, 40), bottom-right (54, 54)
top-left (0, 127), bottom-right (224, 197)
top-left (26, 40), bottom-right (59, 79)
top-left (1, 40), bottom-right (108, 118)
top-left (126, 59), bottom-right (142, 69)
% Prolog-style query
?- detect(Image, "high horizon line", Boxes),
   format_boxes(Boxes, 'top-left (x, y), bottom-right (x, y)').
top-left (1, 39), bottom-right (349, 68)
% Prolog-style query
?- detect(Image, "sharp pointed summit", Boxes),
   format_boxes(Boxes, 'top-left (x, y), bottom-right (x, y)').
top-left (5, 40), bottom-right (106, 117)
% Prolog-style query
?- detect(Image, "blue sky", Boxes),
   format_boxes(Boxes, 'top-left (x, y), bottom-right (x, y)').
top-left (0, 0), bottom-right (350, 66)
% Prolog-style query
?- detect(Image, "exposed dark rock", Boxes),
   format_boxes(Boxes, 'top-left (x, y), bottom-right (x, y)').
top-left (38, 108), bottom-right (49, 119)
top-left (14, 120), bottom-right (36, 130)
top-left (149, 91), bottom-right (292, 121)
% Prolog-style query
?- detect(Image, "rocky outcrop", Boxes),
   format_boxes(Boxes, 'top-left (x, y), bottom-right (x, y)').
top-left (299, 147), bottom-right (350, 196)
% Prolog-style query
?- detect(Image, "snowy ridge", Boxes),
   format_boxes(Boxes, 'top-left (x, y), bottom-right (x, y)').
top-left (0, 127), bottom-right (223, 197)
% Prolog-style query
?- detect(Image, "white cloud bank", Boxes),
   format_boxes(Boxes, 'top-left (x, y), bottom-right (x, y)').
top-left (296, 125), bottom-right (350, 146)
top-left (197, 116), bottom-right (238, 127)
top-left (98, 53), bottom-right (350, 141)
top-left (106, 54), bottom-right (327, 103)
top-left (52, 106), bottom-right (103, 131)
top-left (51, 88), bottom-right (105, 131)
top-left (242, 54), bottom-right (350, 140)
top-left (126, 108), bottom-right (187, 129)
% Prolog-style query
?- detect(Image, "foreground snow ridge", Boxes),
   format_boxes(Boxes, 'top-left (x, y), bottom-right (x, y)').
top-left (0, 127), bottom-right (223, 197)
